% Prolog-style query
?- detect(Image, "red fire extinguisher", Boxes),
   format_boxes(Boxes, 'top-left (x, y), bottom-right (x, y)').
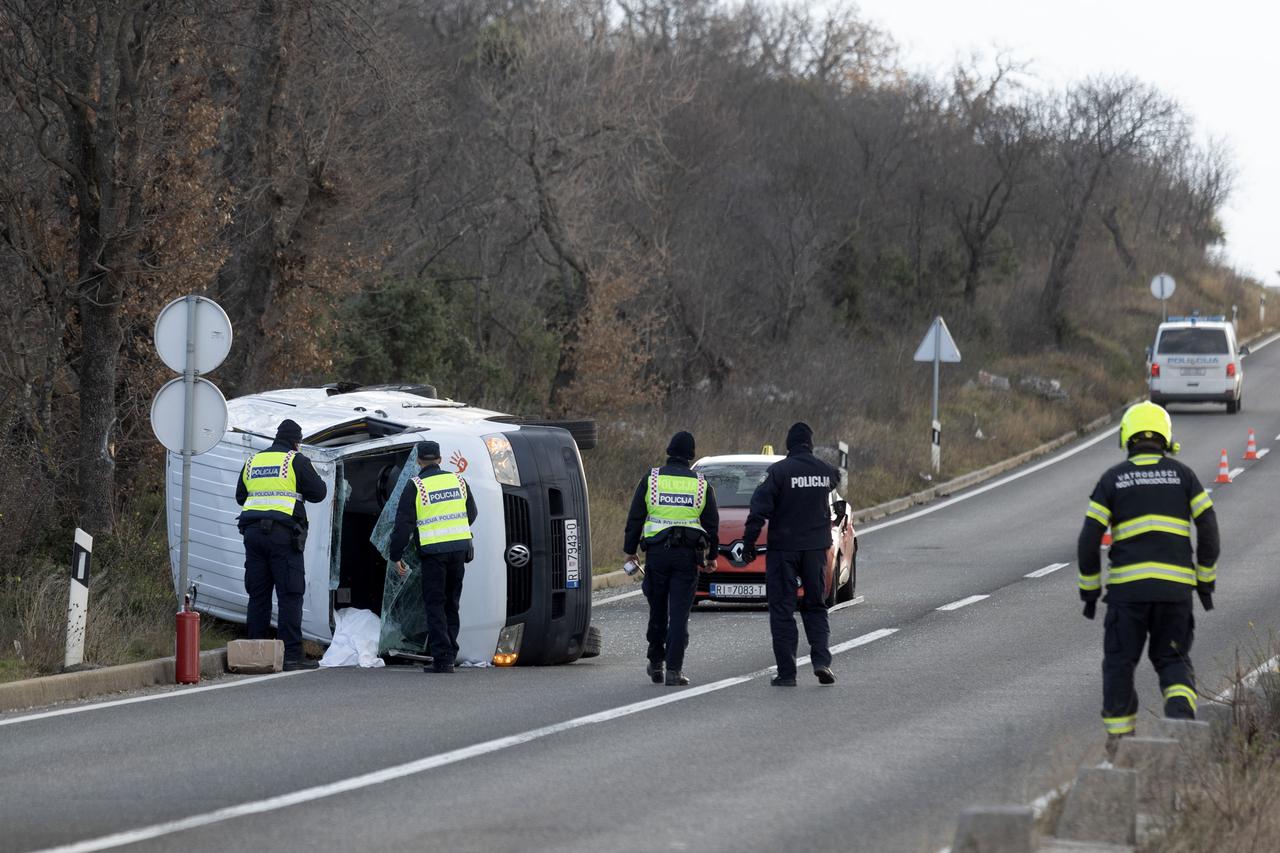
top-left (175, 593), bottom-right (201, 684)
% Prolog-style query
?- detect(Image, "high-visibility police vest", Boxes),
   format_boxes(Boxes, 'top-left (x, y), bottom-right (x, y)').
top-left (413, 472), bottom-right (473, 548)
top-left (242, 451), bottom-right (301, 518)
top-left (642, 469), bottom-right (707, 541)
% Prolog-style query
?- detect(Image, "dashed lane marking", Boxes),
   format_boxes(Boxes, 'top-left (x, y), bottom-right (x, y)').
top-left (1229, 467), bottom-right (1244, 480)
top-left (1024, 562), bottom-right (1069, 579)
top-left (1257, 448), bottom-right (1270, 459)
top-left (32, 629), bottom-right (900, 853)
top-left (936, 594), bottom-right (990, 612)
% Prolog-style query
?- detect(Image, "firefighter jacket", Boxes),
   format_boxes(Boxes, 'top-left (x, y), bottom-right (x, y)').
top-left (744, 449), bottom-right (840, 552)
top-left (236, 439), bottom-right (328, 531)
top-left (1077, 452), bottom-right (1220, 603)
top-left (389, 464), bottom-right (478, 560)
top-left (623, 458), bottom-right (720, 558)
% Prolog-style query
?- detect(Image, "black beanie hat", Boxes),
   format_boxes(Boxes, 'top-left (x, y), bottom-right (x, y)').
top-left (665, 430), bottom-right (696, 461)
top-left (785, 422), bottom-right (813, 451)
top-left (276, 419), bottom-right (303, 445)
top-left (417, 440), bottom-right (441, 460)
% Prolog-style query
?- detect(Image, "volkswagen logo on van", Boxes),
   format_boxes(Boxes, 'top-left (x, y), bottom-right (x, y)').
top-left (505, 543), bottom-right (531, 568)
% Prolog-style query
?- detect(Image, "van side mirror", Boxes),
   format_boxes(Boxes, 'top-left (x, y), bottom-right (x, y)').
top-left (1144, 345), bottom-right (1152, 363)
top-left (832, 499), bottom-right (848, 523)
top-left (1239, 345), bottom-right (1250, 358)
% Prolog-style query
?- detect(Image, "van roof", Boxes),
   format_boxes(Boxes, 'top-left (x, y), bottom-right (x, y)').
top-left (228, 388), bottom-right (514, 441)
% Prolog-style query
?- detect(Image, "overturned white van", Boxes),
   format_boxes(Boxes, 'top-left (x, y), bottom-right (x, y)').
top-left (166, 384), bottom-right (599, 665)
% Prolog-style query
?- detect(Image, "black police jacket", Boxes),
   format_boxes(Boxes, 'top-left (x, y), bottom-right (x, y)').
top-left (622, 458), bottom-right (720, 559)
top-left (235, 439), bottom-right (328, 532)
top-left (744, 448), bottom-right (839, 552)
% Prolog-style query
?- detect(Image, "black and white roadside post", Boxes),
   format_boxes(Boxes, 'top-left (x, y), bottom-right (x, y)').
top-left (63, 527), bottom-right (93, 670)
top-left (1151, 273), bottom-right (1176, 322)
top-left (913, 316), bottom-right (962, 476)
top-left (151, 295), bottom-right (232, 683)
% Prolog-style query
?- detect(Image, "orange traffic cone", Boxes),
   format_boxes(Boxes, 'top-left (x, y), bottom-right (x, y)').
top-left (1101, 528), bottom-right (1112, 549)
top-left (1215, 448), bottom-right (1232, 484)
top-left (1244, 429), bottom-right (1259, 460)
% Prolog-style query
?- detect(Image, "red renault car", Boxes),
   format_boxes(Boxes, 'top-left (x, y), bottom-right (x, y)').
top-left (691, 451), bottom-right (856, 606)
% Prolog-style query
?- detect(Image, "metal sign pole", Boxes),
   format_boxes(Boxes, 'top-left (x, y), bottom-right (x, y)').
top-left (931, 327), bottom-right (941, 474)
top-left (178, 295), bottom-right (197, 607)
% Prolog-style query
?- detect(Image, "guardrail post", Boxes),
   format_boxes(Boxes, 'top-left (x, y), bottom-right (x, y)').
top-left (63, 527), bottom-right (93, 670)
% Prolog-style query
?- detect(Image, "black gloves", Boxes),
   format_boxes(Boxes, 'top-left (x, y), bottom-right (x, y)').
top-left (1080, 589), bottom-right (1100, 621)
top-left (1197, 589), bottom-right (1214, 611)
top-left (741, 543), bottom-right (758, 563)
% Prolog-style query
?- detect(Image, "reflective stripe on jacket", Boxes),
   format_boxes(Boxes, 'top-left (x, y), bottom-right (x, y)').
top-left (242, 451), bottom-right (300, 519)
top-left (413, 472), bottom-right (473, 547)
top-left (642, 469), bottom-right (707, 542)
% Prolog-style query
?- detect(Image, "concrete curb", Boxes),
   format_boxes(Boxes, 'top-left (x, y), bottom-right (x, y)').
top-left (0, 649), bottom-right (227, 714)
top-left (592, 569), bottom-right (636, 591)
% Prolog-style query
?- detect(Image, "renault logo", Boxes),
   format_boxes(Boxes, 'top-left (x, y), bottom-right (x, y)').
top-left (729, 541), bottom-right (745, 564)
top-left (505, 544), bottom-right (531, 568)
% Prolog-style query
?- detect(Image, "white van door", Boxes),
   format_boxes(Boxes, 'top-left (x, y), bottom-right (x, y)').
top-left (167, 433), bottom-right (337, 642)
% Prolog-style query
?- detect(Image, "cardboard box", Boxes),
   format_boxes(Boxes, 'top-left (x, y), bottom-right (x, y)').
top-left (227, 639), bottom-right (284, 673)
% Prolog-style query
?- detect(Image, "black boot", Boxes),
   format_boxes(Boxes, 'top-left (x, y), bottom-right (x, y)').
top-left (771, 675), bottom-right (797, 687)
top-left (646, 660), bottom-right (664, 684)
top-left (814, 667), bottom-right (835, 685)
top-left (665, 670), bottom-right (689, 686)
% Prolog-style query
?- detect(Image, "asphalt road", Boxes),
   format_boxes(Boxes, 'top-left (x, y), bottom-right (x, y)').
top-left (5, 334), bottom-right (1280, 853)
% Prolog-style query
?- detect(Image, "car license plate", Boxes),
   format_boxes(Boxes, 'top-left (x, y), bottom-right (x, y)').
top-left (710, 582), bottom-right (765, 598)
top-left (1180, 368), bottom-right (1205, 376)
top-left (564, 518), bottom-right (580, 589)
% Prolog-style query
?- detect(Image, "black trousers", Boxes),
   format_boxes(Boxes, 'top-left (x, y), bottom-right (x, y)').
top-left (643, 545), bottom-right (699, 672)
top-left (242, 522), bottom-right (306, 662)
top-left (766, 549), bottom-right (831, 679)
top-left (421, 550), bottom-right (466, 665)
top-left (1103, 599), bottom-right (1196, 732)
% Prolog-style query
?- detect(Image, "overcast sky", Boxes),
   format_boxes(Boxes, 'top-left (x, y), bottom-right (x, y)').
top-left (847, 0), bottom-right (1280, 285)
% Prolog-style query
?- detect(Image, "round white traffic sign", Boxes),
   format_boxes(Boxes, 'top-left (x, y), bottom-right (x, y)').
top-left (153, 296), bottom-right (233, 374)
top-left (1150, 273), bottom-right (1176, 300)
top-left (150, 377), bottom-right (229, 455)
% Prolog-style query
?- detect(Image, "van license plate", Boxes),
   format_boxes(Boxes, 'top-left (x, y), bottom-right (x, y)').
top-left (1180, 368), bottom-right (1205, 376)
top-left (710, 583), bottom-right (765, 598)
top-left (564, 518), bottom-right (580, 589)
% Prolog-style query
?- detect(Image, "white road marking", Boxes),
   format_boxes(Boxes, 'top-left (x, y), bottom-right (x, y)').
top-left (1248, 329), bottom-right (1280, 352)
top-left (828, 595), bottom-right (866, 613)
top-left (1024, 562), bottom-right (1069, 579)
top-left (594, 588), bottom-right (644, 606)
top-left (33, 628), bottom-right (900, 853)
top-left (1257, 448), bottom-right (1270, 459)
top-left (859, 426), bottom-right (1120, 536)
top-left (0, 670), bottom-right (311, 728)
top-left (1213, 654), bottom-right (1279, 703)
top-left (1229, 467), bottom-right (1244, 480)
top-left (936, 594), bottom-right (989, 612)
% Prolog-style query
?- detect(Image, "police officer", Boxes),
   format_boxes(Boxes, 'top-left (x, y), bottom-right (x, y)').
top-left (389, 441), bottom-right (478, 673)
top-left (624, 431), bottom-right (719, 687)
top-left (743, 422), bottom-right (839, 687)
top-left (1078, 402), bottom-right (1219, 752)
top-left (236, 419), bottom-right (329, 670)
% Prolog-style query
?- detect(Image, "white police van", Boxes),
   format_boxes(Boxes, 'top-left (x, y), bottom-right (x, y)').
top-left (165, 383), bottom-right (599, 665)
top-left (1147, 316), bottom-right (1248, 413)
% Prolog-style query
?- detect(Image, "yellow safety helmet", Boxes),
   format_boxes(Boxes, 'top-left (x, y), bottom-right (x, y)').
top-left (1119, 401), bottom-right (1177, 453)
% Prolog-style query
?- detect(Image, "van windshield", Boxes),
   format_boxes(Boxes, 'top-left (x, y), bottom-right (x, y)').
top-left (696, 463), bottom-right (771, 508)
top-left (1158, 328), bottom-right (1229, 355)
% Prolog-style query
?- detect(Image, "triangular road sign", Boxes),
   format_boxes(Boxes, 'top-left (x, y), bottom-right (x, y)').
top-left (913, 316), bottom-right (961, 363)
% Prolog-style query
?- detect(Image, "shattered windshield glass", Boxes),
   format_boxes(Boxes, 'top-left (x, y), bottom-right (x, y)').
top-left (370, 449), bottom-right (429, 655)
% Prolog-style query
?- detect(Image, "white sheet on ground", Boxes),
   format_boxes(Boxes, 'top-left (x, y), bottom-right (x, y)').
top-left (319, 608), bottom-right (386, 668)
